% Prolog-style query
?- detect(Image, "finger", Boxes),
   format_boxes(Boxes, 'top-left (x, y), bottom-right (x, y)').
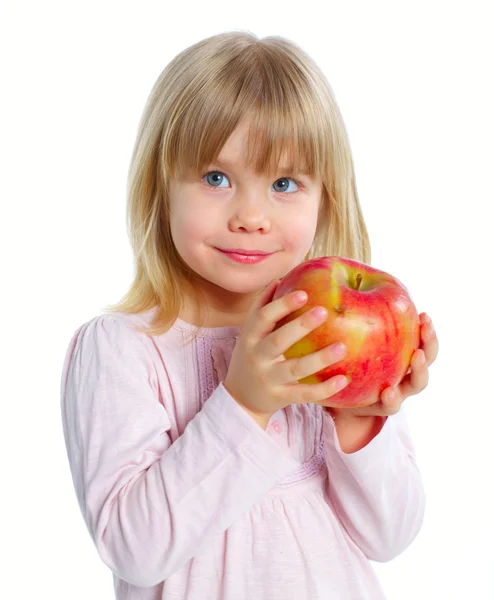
top-left (259, 303), bottom-right (329, 360)
top-left (379, 386), bottom-right (403, 415)
top-left (396, 349), bottom-right (429, 399)
top-left (244, 279), bottom-right (282, 338)
top-left (419, 312), bottom-right (429, 326)
top-left (257, 279), bottom-right (281, 309)
top-left (286, 373), bottom-right (350, 405)
top-left (272, 341), bottom-right (347, 385)
top-left (421, 320), bottom-right (439, 365)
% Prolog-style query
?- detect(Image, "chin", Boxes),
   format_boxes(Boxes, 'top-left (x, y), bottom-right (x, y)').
top-left (214, 278), bottom-right (268, 296)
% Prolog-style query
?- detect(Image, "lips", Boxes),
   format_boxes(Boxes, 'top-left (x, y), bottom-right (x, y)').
top-left (216, 248), bottom-right (273, 264)
top-left (217, 248), bottom-right (273, 256)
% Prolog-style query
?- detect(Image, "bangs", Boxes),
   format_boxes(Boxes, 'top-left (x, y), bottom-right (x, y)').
top-left (163, 41), bottom-right (331, 183)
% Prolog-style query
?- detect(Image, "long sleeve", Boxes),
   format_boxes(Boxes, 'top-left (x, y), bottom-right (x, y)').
top-left (60, 315), bottom-right (300, 589)
top-left (322, 408), bottom-right (426, 562)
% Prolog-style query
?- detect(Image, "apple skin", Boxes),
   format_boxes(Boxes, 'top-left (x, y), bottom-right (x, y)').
top-left (272, 256), bottom-right (420, 408)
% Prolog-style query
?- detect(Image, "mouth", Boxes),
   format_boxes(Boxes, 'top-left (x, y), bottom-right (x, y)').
top-left (216, 248), bottom-right (274, 256)
top-left (216, 248), bottom-right (274, 264)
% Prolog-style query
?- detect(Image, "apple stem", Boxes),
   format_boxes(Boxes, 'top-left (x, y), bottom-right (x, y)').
top-left (355, 273), bottom-right (362, 290)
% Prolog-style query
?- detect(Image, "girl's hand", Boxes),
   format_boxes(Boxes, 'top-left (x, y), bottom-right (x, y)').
top-left (224, 280), bottom-right (350, 424)
top-left (327, 312), bottom-right (439, 419)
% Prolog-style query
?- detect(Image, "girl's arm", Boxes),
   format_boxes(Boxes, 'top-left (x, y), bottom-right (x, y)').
top-left (322, 408), bottom-right (426, 562)
top-left (60, 315), bottom-right (299, 588)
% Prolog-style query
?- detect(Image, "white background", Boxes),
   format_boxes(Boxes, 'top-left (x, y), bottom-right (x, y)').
top-left (1, 1), bottom-right (493, 598)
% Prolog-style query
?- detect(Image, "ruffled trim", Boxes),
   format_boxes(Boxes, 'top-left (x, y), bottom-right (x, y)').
top-left (196, 336), bottom-right (239, 408)
top-left (211, 336), bottom-right (239, 384)
top-left (278, 437), bottom-right (325, 486)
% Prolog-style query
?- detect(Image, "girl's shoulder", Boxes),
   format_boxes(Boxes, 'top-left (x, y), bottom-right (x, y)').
top-left (61, 310), bottom-right (174, 405)
top-left (75, 308), bottom-right (181, 346)
top-left (64, 311), bottom-right (156, 364)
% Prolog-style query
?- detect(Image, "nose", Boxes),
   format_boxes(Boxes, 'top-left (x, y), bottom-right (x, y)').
top-left (228, 192), bottom-right (271, 233)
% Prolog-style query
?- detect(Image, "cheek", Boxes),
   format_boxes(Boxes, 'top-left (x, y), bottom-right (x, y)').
top-left (281, 213), bottom-right (318, 251)
top-left (170, 204), bottom-right (216, 252)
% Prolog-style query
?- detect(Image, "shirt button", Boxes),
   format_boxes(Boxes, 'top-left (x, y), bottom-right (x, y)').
top-left (270, 420), bottom-right (282, 433)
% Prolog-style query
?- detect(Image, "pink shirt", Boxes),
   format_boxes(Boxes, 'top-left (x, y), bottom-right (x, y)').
top-left (60, 307), bottom-right (426, 599)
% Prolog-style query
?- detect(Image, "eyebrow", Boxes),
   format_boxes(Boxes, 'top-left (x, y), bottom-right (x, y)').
top-left (212, 157), bottom-right (307, 177)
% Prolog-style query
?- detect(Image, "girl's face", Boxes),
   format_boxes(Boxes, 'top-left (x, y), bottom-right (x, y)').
top-left (168, 119), bottom-right (323, 326)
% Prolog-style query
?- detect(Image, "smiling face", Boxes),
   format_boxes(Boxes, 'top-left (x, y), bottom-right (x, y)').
top-left (168, 118), bottom-right (323, 327)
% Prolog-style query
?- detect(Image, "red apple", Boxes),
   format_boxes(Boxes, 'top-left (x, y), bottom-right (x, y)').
top-left (272, 256), bottom-right (420, 408)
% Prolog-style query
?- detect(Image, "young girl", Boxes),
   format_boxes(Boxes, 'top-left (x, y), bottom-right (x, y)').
top-left (60, 31), bottom-right (438, 600)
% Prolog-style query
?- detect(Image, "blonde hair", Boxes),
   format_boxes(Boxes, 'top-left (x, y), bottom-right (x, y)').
top-left (104, 30), bottom-right (371, 343)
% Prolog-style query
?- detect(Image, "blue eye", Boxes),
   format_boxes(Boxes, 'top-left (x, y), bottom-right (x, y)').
top-left (204, 172), bottom-right (229, 188)
top-left (272, 177), bottom-right (300, 193)
top-left (201, 171), bottom-right (302, 193)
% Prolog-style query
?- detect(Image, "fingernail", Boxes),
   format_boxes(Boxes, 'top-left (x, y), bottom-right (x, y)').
top-left (386, 389), bottom-right (395, 401)
top-left (332, 343), bottom-right (347, 357)
top-left (418, 351), bottom-right (426, 364)
top-left (334, 376), bottom-right (349, 390)
top-left (294, 291), bottom-right (308, 303)
top-left (311, 306), bottom-right (328, 319)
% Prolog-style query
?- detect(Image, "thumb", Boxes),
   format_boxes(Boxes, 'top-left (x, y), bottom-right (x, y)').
top-left (242, 279), bottom-right (280, 333)
top-left (255, 279), bottom-right (280, 309)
